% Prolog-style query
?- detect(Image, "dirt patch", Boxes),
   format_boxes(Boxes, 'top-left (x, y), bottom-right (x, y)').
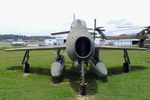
top-left (22, 73), bottom-right (30, 77)
top-left (76, 95), bottom-right (88, 100)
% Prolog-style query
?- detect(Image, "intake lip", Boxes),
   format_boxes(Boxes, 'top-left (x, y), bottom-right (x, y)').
top-left (75, 36), bottom-right (92, 59)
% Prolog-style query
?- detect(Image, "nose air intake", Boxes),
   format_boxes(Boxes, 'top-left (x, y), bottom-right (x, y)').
top-left (75, 37), bottom-right (91, 59)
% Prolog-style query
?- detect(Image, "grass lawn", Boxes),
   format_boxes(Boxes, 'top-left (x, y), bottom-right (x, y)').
top-left (0, 48), bottom-right (150, 100)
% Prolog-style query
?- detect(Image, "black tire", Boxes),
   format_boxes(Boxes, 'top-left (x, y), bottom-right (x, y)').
top-left (23, 62), bottom-right (30, 73)
top-left (52, 75), bottom-right (63, 84)
top-left (123, 62), bottom-right (130, 73)
top-left (80, 86), bottom-right (86, 96)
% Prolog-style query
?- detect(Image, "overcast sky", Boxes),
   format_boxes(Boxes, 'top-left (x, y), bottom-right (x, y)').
top-left (0, 0), bottom-right (150, 36)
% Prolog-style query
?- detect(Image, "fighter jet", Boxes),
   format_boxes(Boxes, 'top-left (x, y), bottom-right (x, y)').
top-left (5, 19), bottom-right (146, 95)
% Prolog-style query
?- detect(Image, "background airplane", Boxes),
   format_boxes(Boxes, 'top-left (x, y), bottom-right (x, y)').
top-left (95, 25), bottom-right (150, 48)
top-left (5, 19), bottom-right (146, 95)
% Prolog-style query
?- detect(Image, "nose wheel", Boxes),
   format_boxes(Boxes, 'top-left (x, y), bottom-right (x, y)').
top-left (80, 78), bottom-right (87, 95)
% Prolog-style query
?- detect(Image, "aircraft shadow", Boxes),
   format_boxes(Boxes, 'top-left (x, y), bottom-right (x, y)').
top-left (7, 65), bottom-right (100, 95)
top-left (63, 68), bottom-right (98, 95)
top-left (7, 66), bottom-right (50, 76)
top-left (108, 65), bottom-right (147, 76)
top-left (63, 67), bottom-right (108, 95)
top-left (7, 65), bottom-right (146, 77)
top-left (7, 65), bottom-right (147, 95)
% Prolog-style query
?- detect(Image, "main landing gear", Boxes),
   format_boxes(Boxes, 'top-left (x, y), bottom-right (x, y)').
top-left (22, 50), bottom-right (30, 73)
top-left (123, 50), bottom-right (130, 73)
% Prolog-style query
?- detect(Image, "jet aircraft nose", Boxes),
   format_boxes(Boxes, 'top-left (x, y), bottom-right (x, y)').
top-left (75, 36), bottom-right (92, 59)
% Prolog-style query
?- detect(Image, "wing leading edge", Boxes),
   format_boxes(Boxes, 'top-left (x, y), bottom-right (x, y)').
top-left (51, 31), bottom-right (70, 35)
top-left (5, 45), bottom-right (66, 51)
top-left (96, 45), bottom-right (146, 50)
top-left (6, 45), bottom-right (146, 51)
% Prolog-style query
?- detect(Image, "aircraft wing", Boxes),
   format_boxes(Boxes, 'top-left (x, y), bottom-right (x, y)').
top-left (5, 45), bottom-right (66, 51)
top-left (51, 31), bottom-right (70, 35)
top-left (106, 35), bottom-right (147, 40)
top-left (96, 45), bottom-right (146, 50)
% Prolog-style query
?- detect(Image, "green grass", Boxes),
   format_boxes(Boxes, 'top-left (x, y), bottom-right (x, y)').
top-left (0, 49), bottom-right (150, 100)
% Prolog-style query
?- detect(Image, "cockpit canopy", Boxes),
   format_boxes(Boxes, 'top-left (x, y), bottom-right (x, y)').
top-left (71, 19), bottom-right (87, 28)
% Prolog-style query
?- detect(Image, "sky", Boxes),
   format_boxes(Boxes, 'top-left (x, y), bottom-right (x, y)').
top-left (0, 0), bottom-right (150, 36)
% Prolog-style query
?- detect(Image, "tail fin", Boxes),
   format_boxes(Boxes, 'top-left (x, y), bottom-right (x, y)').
top-left (73, 13), bottom-right (75, 21)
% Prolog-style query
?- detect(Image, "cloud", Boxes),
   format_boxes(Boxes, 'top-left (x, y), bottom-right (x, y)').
top-left (104, 19), bottom-right (143, 35)
top-left (107, 19), bottom-right (133, 27)
top-left (0, 0), bottom-right (150, 36)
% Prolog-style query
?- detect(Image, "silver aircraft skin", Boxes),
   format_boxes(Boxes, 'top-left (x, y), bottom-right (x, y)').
top-left (65, 20), bottom-right (107, 77)
top-left (5, 19), bottom-right (146, 95)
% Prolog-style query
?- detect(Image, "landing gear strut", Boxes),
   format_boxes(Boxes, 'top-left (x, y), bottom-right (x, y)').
top-left (51, 49), bottom-right (65, 83)
top-left (123, 50), bottom-right (130, 73)
top-left (22, 50), bottom-right (30, 73)
top-left (79, 61), bottom-right (87, 95)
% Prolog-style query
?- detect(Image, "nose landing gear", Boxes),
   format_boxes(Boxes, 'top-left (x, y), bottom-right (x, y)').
top-left (79, 61), bottom-right (87, 96)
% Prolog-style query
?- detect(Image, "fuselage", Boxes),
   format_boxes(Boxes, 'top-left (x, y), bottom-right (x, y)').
top-left (66, 19), bottom-right (95, 61)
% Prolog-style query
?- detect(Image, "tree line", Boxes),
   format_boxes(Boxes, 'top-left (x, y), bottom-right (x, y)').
top-left (0, 34), bottom-right (54, 41)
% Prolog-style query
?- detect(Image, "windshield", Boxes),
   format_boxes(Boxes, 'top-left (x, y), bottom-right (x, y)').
top-left (71, 19), bottom-right (87, 28)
